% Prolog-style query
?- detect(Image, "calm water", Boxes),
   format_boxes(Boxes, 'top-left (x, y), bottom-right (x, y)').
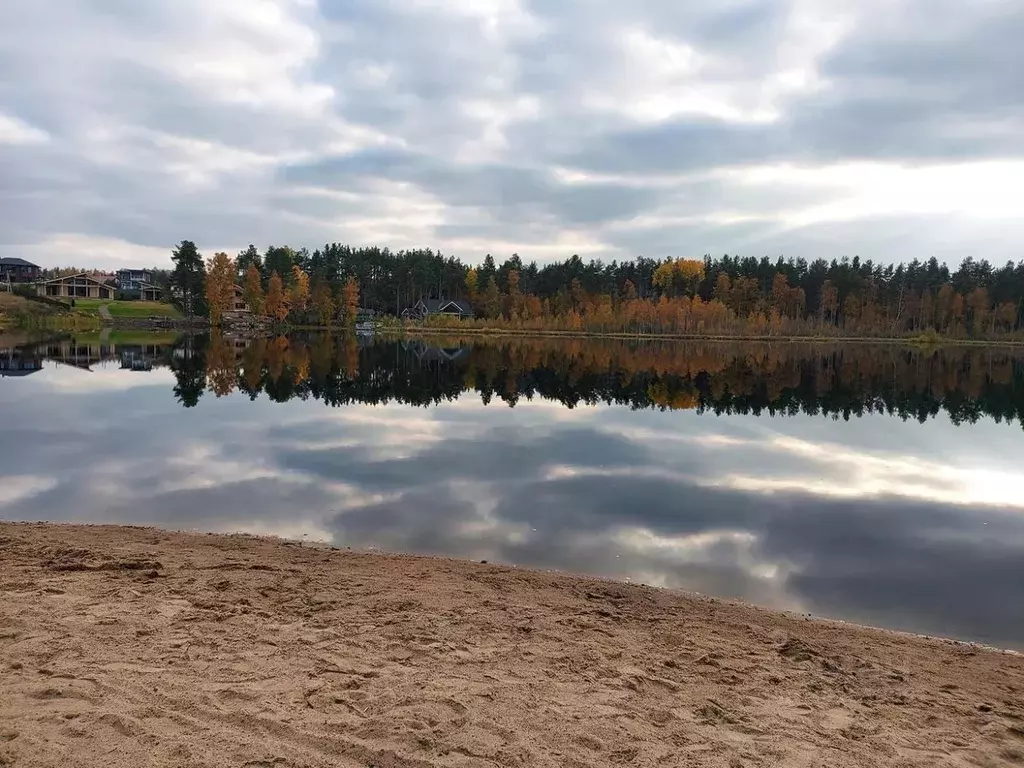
top-left (3, 333), bottom-right (1024, 650)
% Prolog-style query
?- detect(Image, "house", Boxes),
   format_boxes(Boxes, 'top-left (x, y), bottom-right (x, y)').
top-left (402, 298), bottom-right (475, 320)
top-left (35, 273), bottom-right (115, 300)
top-left (116, 268), bottom-right (153, 293)
top-left (138, 282), bottom-right (163, 302)
top-left (231, 284), bottom-right (249, 312)
top-left (0, 257), bottom-right (41, 284)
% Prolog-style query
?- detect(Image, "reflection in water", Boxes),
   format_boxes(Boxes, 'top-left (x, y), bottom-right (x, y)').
top-left (2, 332), bottom-right (1024, 649)
top-left (188, 332), bottom-right (1024, 427)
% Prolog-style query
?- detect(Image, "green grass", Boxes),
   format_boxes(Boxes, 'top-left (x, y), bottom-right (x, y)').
top-left (72, 299), bottom-right (181, 318)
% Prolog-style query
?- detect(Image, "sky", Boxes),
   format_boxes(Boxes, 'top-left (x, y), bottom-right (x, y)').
top-left (1, 0), bottom-right (1023, 271)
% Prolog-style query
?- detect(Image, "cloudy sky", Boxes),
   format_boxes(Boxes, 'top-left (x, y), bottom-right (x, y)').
top-left (2, 0), bottom-right (1023, 270)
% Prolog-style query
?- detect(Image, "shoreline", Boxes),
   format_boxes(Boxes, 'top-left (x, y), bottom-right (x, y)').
top-left (2, 522), bottom-right (1023, 767)
top-left (383, 325), bottom-right (1024, 347)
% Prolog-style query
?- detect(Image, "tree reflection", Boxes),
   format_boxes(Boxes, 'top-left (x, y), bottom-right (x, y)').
top-left (174, 333), bottom-right (1024, 427)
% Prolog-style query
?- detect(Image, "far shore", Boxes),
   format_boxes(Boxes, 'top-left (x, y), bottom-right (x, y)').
top-left (2, 522), bottom-right (1023, 767)
top-left (379, 323), bottom-right (1024, 347)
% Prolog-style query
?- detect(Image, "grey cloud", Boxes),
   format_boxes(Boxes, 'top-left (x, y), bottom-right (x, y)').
top-left (2, 0), bottom-right (1023, 266)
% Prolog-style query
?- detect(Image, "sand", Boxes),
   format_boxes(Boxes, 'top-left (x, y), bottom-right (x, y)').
top-left (1, 523), bottom-right (1022, 768)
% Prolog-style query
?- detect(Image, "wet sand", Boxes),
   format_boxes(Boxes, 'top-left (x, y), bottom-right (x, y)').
top-left (1, 522), bottom-right (1023, 767)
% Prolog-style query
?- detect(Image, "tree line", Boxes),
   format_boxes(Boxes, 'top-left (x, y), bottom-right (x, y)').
top-left (164, 240), bottom-right (1024, 338)
top-left (168, 241), bottom-right (360, 327)
top-left (167, 334), bottom-right (1024, 427)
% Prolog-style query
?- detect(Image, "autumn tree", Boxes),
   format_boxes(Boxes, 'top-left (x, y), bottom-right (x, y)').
top-left (654, 258), bottom-right (705, 297)
top-left (205, 330), bottom-right (237, 396)
top-left (243, 263), bottom-right (265, 316)
top-left (290, 264), bottom-right (310, 317)
top-left (967, 287), bottom-right (991, 335)
top-left (714, 273), bottom-right (732, 306)
top-left (819, 280), bottom-right (839, 326)
top-left (265, 271), bottom-right (289, 323)
top-left (204, 251), bottom-right (237, 326)
top-left (339, 276), bottom-right (360, 326)
top-left (312, 281), bottom-right (335, 327)
top-left (465, 267), bottom-right (479, 308)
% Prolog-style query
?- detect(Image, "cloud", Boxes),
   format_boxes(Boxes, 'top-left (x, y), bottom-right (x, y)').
top-left (1, 0), bottom-right (1022, 268)
top-left (4, 353), bottom-right (1024, 648)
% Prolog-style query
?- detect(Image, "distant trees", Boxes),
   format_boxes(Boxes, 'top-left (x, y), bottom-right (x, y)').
top-left (165, 239), bottom-right (1024, 338)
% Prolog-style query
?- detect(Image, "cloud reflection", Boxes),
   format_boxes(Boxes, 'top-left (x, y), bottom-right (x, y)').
top-left (2, 363), bottom-right (1024, 649)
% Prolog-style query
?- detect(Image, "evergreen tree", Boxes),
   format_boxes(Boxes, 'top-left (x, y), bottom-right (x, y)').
top-left (170, 240), bottom-right (207, 317)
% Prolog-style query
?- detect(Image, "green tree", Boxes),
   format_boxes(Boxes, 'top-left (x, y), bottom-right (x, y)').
top-left (483, 276), bottom-right (501, 319)
top-left (264, 246), bottom-right (295, 284)
top-left (170, 240), bottom-right (207, 317)
top-left (236, 244), bottom-right (261, 282)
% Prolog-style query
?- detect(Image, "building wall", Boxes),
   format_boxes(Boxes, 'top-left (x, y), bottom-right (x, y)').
top-left (0, 264), bottom-right (40, 283)
top-left (37, 279), bottom-right (114, 299)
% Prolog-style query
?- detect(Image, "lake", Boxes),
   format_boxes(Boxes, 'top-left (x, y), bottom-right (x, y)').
top-left (3, 332), bottom-right (1024, 650)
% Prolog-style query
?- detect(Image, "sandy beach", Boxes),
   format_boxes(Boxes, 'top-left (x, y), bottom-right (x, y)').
top-left (1, 523), bottom-right (1022, 767)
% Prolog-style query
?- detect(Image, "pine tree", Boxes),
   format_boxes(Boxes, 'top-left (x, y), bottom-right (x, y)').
top-left (236, 244), bottom-right (262, 283)
top-left (170, 240), bottom-right (207, 317)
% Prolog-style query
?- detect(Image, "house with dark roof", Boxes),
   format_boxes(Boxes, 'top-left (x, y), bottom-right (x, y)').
top-left (0, 257), bottom-right (41, 283)
top-left (402, 298), bottom-right (475, 320)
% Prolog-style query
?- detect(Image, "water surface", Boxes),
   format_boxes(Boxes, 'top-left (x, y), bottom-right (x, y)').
top-left (3, 333), bottom-right (1024, 650)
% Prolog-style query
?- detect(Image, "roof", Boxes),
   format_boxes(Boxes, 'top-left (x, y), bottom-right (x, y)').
top-left (0, 257), bottom-right (39, 268)
top-left (37, 272), bottom-right (114, 285)
top-left (419, 298), bottom-right (474, 314)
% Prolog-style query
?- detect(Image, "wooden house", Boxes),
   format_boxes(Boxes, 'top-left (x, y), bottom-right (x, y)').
top-left (35, 273), bottom-right (116, 300)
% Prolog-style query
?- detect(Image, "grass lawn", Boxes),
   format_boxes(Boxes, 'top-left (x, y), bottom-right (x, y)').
top-left (72, 299), bottom-right (181, 318)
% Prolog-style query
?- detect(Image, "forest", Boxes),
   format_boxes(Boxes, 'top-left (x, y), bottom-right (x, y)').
top-left (164, 241), bottom-right (1024, 339)
top-left (164, 334), bottom-right (1024, 427)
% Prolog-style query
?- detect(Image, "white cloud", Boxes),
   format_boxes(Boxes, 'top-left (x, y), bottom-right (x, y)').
top-left (0, 114), bottom-right (49, 145)
top-left (0, 0), bottom-right (1022, 266)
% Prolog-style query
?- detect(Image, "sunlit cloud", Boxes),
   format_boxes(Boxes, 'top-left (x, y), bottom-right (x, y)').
top-left (1, 0), bottom-right (1022, 268)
